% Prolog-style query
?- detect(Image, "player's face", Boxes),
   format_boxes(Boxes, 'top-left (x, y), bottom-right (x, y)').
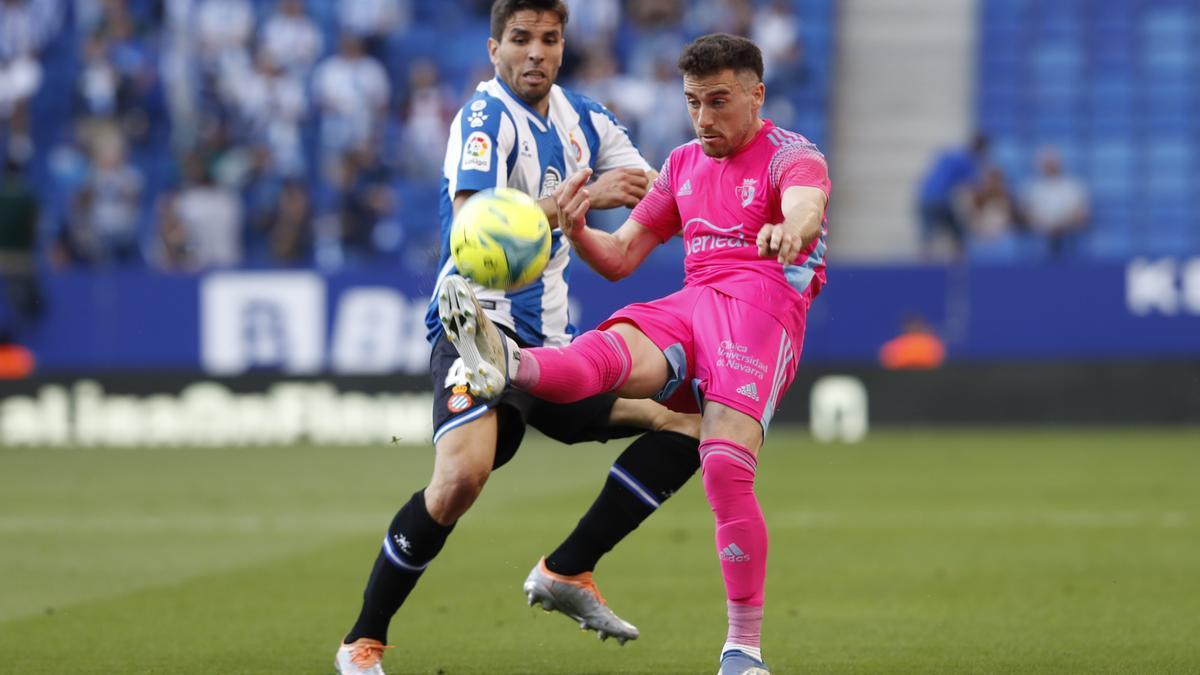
top-left (683, 69), bottom-right (765, 158)
top-left (488, 10), bottom-right (564, 113)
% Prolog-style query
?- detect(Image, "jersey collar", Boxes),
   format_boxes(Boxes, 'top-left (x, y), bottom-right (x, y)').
top-left (495, 76), bottom-right (551, 127)
top-left (707, 119), bottom-right (773, 162)
top-left (732, 119), bottom-right (773, 159)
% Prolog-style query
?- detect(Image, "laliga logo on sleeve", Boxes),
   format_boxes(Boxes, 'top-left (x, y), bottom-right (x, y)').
top-left (735, 178), bottom-right (757, 207)
top-left (462, 131), bottom-right (492, 172)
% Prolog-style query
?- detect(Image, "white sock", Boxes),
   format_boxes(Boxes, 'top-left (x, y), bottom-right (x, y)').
top-left (722, 642), bottom-right (763, 662)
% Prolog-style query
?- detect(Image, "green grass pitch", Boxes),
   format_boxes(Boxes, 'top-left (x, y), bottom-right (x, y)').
top-left (2, 428), bottom-right (1198, 674)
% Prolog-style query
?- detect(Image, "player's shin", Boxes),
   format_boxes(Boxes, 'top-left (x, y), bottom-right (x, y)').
top-left (345, 490), bottom-right (455, 644)
top-left (545, 430), bottom-right (700, 575)
top-left (512, 330), bottom-right (632, 403)
top-left (700, 439), bottom-right (768, 661)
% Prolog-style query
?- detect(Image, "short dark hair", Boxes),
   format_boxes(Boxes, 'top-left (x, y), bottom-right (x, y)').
top-left (490, 0), bottom-right (569, 41)
top-left (677, 33), bottom-right (764, 82)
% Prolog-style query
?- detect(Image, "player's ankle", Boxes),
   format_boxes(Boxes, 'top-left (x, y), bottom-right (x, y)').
top-left (511, 346), bottom-right (538, 389)
top-left (722, 643), bottom-right (763, 662)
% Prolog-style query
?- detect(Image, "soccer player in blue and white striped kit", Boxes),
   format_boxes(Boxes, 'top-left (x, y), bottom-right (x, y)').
top-left (334, 2), bottom-right (702, 672)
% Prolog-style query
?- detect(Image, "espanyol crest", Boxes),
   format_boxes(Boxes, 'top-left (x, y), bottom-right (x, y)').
top-left (735, 178), bottom-right (757, 207)
top-left (540, 166), bottom-right (562, 198)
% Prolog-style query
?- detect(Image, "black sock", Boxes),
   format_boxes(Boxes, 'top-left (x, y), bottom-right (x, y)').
top-left (545, 430), bottom-right (700, 576)
top-left (345, 489), bottom-right (455, 644)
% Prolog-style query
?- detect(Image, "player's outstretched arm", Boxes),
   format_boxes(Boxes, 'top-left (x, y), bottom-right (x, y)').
top-left (757, 186), bottom-right (828, 265)
top-left (585, 168), bottom-right (652, 209)
top-left (543, 167), bottom-right (655, 224)
top-left (556, 168), bottom-right (660, 281)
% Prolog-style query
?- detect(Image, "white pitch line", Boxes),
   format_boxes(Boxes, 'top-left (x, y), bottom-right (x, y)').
top-left (0, 510), bottom-right (1190, 535)
top-left (766, 510), bottom-right (1194, 529)
top-left (0, 514), bottom-right (384, 535)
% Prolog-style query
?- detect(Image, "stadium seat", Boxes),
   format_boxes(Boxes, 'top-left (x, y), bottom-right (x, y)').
top-left (1146, 139), bottom-right (1192, 171)
top-left (1087, 139), bottom-right (1134, 169)
top-left (967, 233), bottom-right (1024, 265)
top-left (1089, 115), bottom-right (1134, 136)
top-left (1146, 231), bottom-right (1195, 256)
top-left (1031, 45), bottom-right (1083, 80)
top-left (980, 0), bottom-right (1200, 258)
top-left (1082, 229), bottom-right (1138, 260)
top-left (988, 138), bottom-right (1028, 178)
top-left (981, 0), bottom-right (1026, 27)
top-left (1092, 1), bottom-right (1135, 28)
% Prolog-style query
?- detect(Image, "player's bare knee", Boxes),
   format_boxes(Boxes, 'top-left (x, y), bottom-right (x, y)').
top-left (427, 443), bottom-right (492, 523)
top-left (426, 467), bottom-right (489, 524)
top-left (607, 324), bottom-right (671, 398)
top-left (701, 402), bottom-right (763, 453)
top-left (658, 410), bottom-right (701, 439)
top-left (609, 398), bottom-right (696, 437)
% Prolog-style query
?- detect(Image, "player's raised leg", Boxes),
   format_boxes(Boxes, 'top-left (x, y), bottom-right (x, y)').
top-left (699, 403), bottom-right (771, 674)
top-left (439, 275), bottom-right (671, 403)
top-left (512, 321), bottom-right (670, 402)
top-left (437, 275), bottom-right (520, 398)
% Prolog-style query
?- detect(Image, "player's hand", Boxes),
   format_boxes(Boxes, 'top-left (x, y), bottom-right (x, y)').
top-left (586, 168), bottom-right (651, 209)
top-left (757, 222), bottom-right (804, 265)
top-left (555, 168), bottom-right (593, 239)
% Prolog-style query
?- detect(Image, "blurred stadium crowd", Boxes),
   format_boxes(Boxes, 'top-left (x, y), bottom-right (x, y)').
top-left (940, 0), bottom-right (1198, 263)
top-left (0, 0), bottom-right (831, 275)
top-left (4, 0), bottom-right (1190, 279)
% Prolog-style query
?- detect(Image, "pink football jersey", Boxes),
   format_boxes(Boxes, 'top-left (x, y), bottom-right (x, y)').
top-left (631, 120), bottom-right (830, 333)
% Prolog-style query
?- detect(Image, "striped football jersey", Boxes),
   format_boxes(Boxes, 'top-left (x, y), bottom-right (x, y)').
top-left (425, 77), bottom-right (650, 347)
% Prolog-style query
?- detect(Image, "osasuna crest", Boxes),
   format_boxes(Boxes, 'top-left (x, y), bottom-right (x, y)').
top-left (736, 178), bottom-right (757, 207)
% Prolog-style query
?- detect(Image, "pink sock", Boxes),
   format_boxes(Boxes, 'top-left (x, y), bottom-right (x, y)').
top-left (513, 330), bottom-right (631, 403)
top-left (700, 439), bottom-right (767, 651)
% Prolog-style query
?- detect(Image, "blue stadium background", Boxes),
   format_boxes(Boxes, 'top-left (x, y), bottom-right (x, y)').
top-left (0, 0), bottom-right (1197, 378)
top-left (978, 0), bottom-right (1199, 258)
top-left (5, 0), bottom-right (832, 271)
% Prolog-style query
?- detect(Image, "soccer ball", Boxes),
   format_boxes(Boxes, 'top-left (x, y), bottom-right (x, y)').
top-left (450, 187), bottom-right (552, 291)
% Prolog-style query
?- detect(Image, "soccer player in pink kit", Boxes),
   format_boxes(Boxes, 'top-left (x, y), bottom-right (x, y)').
top-left (438, 33), bottom-right (828, 674)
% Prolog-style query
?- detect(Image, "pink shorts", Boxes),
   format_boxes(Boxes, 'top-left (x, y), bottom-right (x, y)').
top-left (599, 285), bottom-right (803, 431)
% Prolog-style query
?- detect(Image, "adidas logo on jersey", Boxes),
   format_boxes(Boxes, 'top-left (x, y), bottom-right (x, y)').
top-left (736, 382), bottom-right (760, 401)
top-left (719, 542), bottom-right (750, 563)
top-left (677, 179), bottom-right (693, 196)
